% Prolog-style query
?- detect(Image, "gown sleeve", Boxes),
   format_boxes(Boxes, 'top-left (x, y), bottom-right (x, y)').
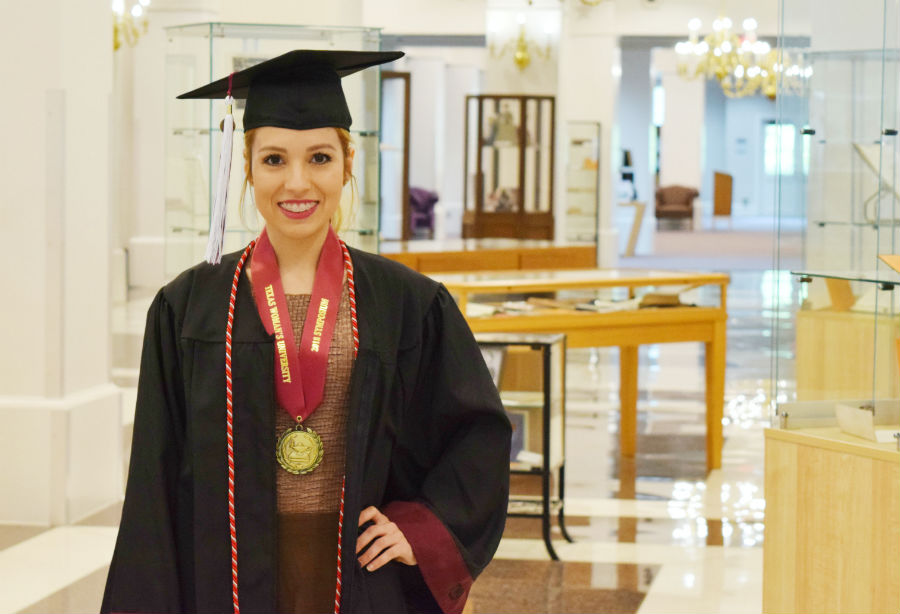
top-left (385, 285), bottom-right (511, 614)
top-left (101, 289), bottom-right (188, 613)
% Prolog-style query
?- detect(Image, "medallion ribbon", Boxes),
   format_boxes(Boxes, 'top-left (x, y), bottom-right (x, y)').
top-left (249, 226), bottom-right (345, 421)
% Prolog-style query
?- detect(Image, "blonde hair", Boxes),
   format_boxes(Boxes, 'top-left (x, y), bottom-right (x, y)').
top-left (239, 127), bottom-right (357, 232)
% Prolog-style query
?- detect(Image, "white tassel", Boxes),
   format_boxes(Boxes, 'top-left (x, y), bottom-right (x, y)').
top-left (206, 95), bottom-right (235, 265)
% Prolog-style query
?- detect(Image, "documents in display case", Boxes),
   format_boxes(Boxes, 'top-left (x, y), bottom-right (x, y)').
top-left (164, 23), bottom-right (385, 276)
top-left (768, 1), bottom-right (900, 611)
top-left (476, 333), bottom-right (572, 560)
top-left (463, 94), bottom-right (555, 239)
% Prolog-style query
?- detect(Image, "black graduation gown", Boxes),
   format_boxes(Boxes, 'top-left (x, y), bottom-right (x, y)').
top-left (101, 247), bottom-right (511, 614)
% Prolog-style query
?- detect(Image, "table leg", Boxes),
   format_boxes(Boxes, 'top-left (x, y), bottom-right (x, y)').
top-left (557, 464), bottom-right (574, 543)
top-left (625, 201), bottom-right (645, 258)
top-left (705, 320), bottom-right (726, 471)
top-left (619, 345), bottom-right (639, 457)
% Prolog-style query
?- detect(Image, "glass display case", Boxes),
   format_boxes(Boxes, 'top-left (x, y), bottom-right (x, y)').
top-left (773, 8), bottom-right (900, 412)
top-left (463, 94), bottom-right (555, 239)
top-left (164, 23), bottom-right (385, 276)
top-left (563, 121), bottom-right (601, 243)
top-left (476, 333), bottom-right (572, 560)
top-left (767, 3), bottom-right (900, 611)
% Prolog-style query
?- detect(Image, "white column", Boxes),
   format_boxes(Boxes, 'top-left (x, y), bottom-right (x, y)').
top-left (655, 48), bottom-right (705, 197)
top-left (558, 0), bottom-right (620, 266)
top-left (0, 0), bottom-right (120, 525)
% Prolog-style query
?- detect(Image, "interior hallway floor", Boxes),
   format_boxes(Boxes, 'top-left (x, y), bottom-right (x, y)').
top-left (0, 225), bottom-right (802, 614)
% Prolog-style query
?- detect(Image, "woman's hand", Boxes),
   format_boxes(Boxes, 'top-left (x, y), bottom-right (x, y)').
top-left (356, 506), bottom-right (418, 571)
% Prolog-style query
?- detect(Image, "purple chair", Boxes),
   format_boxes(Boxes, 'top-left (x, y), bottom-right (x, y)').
top-left (409, 187), bottom-right (438, 238)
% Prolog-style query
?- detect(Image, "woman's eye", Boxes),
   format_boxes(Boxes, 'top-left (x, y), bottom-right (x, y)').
top-left (311, 152), bottom-right (332, 165)
top-left (262, 154), bottom-right (283, 165)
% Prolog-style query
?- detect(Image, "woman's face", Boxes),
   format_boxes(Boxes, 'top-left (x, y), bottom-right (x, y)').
top-left (249, 126), bottom-right (351, 249)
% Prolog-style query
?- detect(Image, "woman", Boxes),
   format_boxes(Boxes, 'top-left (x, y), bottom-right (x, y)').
top-left (101, 50), bottom-right (511, 614)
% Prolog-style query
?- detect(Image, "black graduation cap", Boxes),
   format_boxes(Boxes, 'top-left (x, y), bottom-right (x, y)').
top-left (178, 49), bottom-right (403, 264)
top-left (178, 49), bottom-right (403, 131)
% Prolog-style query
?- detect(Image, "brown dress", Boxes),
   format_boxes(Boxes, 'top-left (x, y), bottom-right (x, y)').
top-left (276, 283), bottom-right (353, 614)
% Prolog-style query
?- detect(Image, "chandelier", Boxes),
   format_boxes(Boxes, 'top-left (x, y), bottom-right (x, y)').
top-left (113, 0), bottom-right (151, 51)
top-left (675, 17), bottom-right (809, 99)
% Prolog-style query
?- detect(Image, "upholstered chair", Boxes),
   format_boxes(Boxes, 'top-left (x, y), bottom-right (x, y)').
top-left (655, 185), bottom-right (699, 230)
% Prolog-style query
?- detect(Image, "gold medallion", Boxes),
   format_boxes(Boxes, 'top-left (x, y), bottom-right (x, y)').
top-left (276, 424), bottom-right (324, 475)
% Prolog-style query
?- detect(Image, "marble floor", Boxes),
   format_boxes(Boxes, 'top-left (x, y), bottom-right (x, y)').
top-left (0, 232), bottom-right (797, 613)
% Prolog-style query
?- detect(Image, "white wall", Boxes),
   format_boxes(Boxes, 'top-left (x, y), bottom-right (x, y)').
top-left (441, 64), bottom-right (483, 238)
top-left (703, 78), bottom-right (728, 209)
top-left (221, 0), bottom-right (363, 26)
top-left (1, 0), bottom-right (121, 525)
top-left (724, 95), bottom-right (777, 216)
top-left (618, 46), bottom-right (653, 204)
top-left (404, 57), bottom-right (444, 192)
top-left (365, 0), bottom-right (486, 33)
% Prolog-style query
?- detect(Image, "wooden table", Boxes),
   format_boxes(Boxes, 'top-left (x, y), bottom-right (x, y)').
top-left (380, 238), bottom-right (596, 273)
top-left (436, 269), bottom-right (730, 471)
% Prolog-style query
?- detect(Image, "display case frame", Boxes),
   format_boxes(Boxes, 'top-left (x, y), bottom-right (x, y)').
top-left (463, 94), bottom-right (556, 239)
top-left (164, 22), bottom-right (385, 276)
top-left (476, 332), bottom-right (573, 560)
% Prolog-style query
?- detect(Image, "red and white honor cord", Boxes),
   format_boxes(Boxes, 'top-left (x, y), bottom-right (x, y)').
top-left (225, 239), bottom-right (359, 614)
top-left (334, 239), bottom-right (358, 614)
top-left (226, 241), bottom-right (255, 614)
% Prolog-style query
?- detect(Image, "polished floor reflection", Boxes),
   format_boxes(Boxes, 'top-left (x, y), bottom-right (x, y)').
top-left (0, 229), bottom-right (796, 613)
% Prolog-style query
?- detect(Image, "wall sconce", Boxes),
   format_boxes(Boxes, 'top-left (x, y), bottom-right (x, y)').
top-left (488, 10), bottom-right (557, 71)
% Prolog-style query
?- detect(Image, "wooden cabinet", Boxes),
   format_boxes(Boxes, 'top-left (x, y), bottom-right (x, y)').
top-left (763, 426), bottom-right (900, 613)
top-left (463, 94), bottom-right (555, 239)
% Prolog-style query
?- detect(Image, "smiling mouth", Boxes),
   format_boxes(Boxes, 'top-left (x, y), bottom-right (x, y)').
top-left (279, 200), bottom-right (317, 213)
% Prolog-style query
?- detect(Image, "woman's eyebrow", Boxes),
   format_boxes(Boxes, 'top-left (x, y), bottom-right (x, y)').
top-left (306, 143), bottom-right (338, 152)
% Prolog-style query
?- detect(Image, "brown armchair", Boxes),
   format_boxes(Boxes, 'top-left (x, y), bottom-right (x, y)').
top-left (655, 185), bottom-right (699, 230)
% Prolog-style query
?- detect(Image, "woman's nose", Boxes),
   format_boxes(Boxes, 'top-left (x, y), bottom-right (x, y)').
top-left (284, 162), bottom-right (310, 191)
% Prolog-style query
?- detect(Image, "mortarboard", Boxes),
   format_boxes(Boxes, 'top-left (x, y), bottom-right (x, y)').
top-left (178, 49), bottom-right (403, 263)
